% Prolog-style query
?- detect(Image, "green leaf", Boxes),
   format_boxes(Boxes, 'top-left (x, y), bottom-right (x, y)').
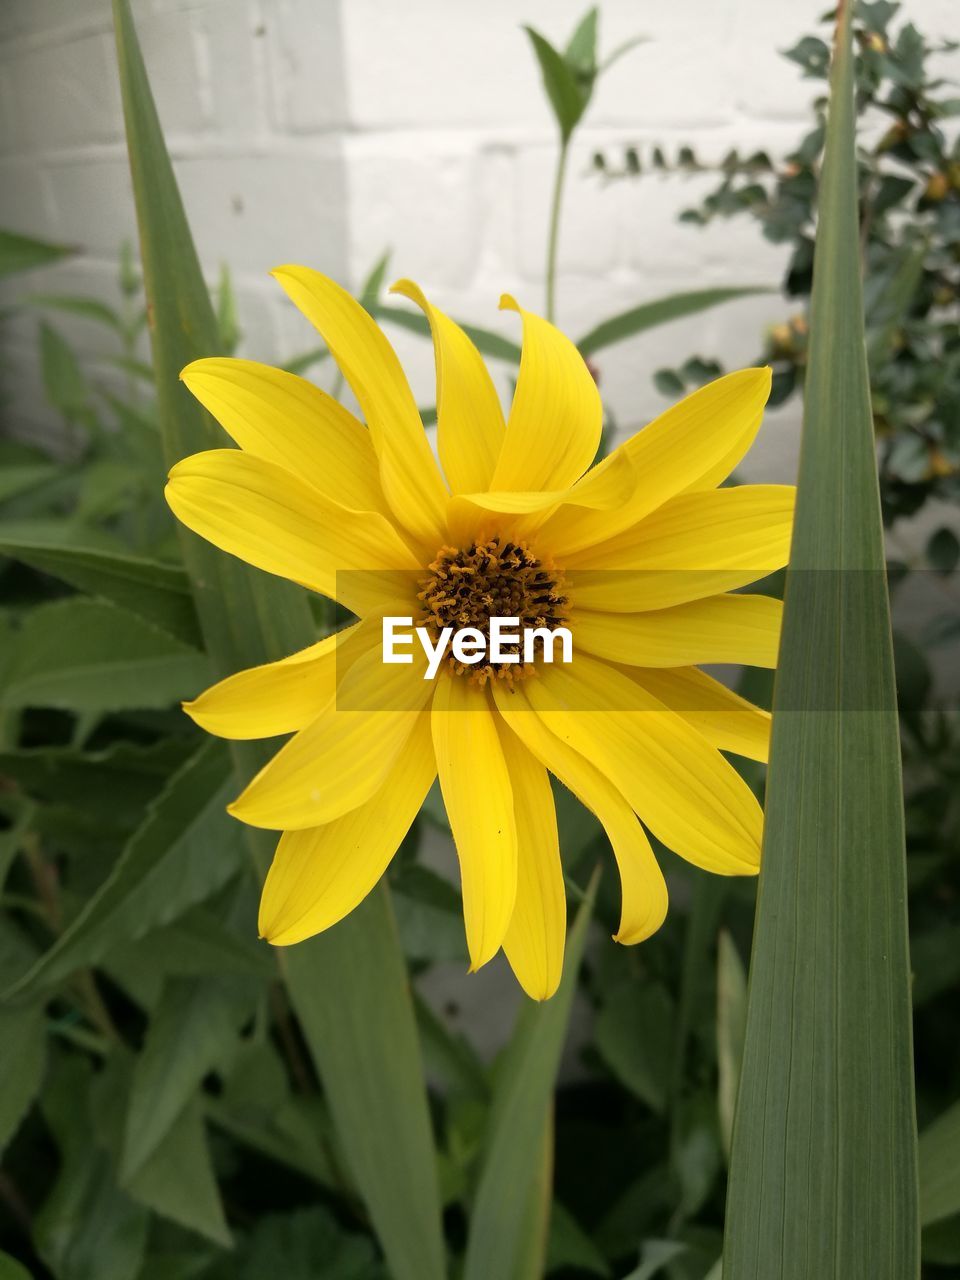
top-left (524, 26), bottom-right (588, 143)
top-left (621, 1240), bottom-right (688, 1280)
top-left (40, 321), bottom-right (94, 424)
top-left (112, 3), bottom-right (445, 1273)
top-left (3, 742), bottom-right (245, 1002)
top-left (1, 598), bottom-right (209, 713)
top-left (564, 8), bottom-right (599, 78)
top-left (723, 9), bottom-right (919, 1277)
top-left (0, 538), bottom-right (199, 646)
top-left (215, 263), bottom-right (241, 354)
top-left (0, 740), bottom-right (184, 833)
top-left (594, 979), bottom-right (674, 1113)
top-left (284, 887), bottom-right (446, 1280)
top-left (122, 975), bottom-right (250, 1177)
top-left (0, 1005), bottom-right (46, 1153)
top-left (376, 303), bottom-right (522, 364)
top-left (0, 228), bottom-right (73, 278)
top-left (462, 873), bottom-right (597, 1280)
top-left (211, 1207), bottom-right (385, 1280)
top-left (0, 1251), bottom-right (34, 1280)
top-left (27, 294), bottom-right (123, 332)
top-left (0, 464), bottom-right (61, 506)
top-left (35, 1060), bottom-right (149, 1280)
top-left (919, 1100), bottom-right (960, 1227)
top-left (546, 1202), bottom-right (611, 1277)
top-left (125, 1096), bottom-right (231, 1246)
top-left (576, 286), bottom-right (771, 358)
top-left (715, 930), bottom-right (746, 1161)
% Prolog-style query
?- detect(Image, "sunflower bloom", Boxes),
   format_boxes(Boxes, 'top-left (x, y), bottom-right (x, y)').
top-left (166, 267), bottom-right (794, 1000)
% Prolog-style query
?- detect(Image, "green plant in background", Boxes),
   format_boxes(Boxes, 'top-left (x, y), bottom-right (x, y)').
top-left (0, 4), bottom-right (958, 1279)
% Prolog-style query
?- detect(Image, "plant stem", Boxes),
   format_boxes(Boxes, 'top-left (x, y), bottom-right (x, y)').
top-left (545, 139), bottom-right (570, 325)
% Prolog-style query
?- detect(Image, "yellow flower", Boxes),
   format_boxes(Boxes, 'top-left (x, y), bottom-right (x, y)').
top-left (166, 267), bottom-right (794, 1000)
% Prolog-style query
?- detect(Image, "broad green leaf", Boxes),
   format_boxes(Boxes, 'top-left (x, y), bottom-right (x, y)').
top-left (126, 1096), bottom-right (231, 1247)
top-left (576, 286), bottom-right (770, 358)
top-left (594, 980), bottom-right (673, 1113)
top-left (2, 742), bottom-right (245, 1002)
top-left (919, 1100), bottom-right (960, 1227)
top-left (122, 974), bottom-right (250, 1177)
top-left (621, 1240), bottom-right (688, 1280)
top-left (0, 1005), bottom-right (46, 1153)
top-left (462, 873), bottom-right (597, 1280)
top-left (715, 930), bottom-right (746, 1161)
top-left (546, 1202), bottom-right (611, 1277)
top-left (35, 1059), bottom-right (149, 1280)
top-left (524, 26), bottom-right (587, 142)
top-left (0, 538), bottom-right (200, 646)
top-left (0, 228), bottom-right (73, 278)
top-left (112, 5), bottom-right (446, 1275)
top-left (0, 1252), bottom-right (33, 1280)
top-left (564, 9), bottom-right (598, 78)
top-left (376, 302), bottom-right (522, 364)
top-left (0, 740), bottom-right (185, 830)
top-left (40, 321), bottom-right (92, 422)
top-left (1, 598), bottom-right (209, 713)
top-left (723, 10), bottom-right (919, 1278)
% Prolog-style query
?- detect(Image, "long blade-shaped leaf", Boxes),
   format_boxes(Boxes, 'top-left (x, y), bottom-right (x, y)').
top-left (723, 7), bottom-right (919, 1277)
top-left (576, 286), bottom-right (770, 358)
top-left (463, 873), bottom-right (597, 1280)
top-left (111, 7), bottom-right (445, 1277)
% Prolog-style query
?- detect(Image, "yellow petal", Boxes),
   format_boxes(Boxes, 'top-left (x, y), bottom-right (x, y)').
top-left (183, 622), bottom-right (366, 740)
top-left (493, 681), bottom-right (667, 944)
top-left (390, 280), bottom-right (505, 494)
top-left (180, 358), bottom-right (393, 520)
top-left (565, 485), bottom-right (795, 611)
top-left (259, 713), bottom-right (435, 945)
top-left (165, 449), bottom-right (419, 617)
top-left (526, 655), bottom-right (762, 875)
top-left (496, 720), bottom-right (566, 1000)
top-left (229, 636), bottom-right (431, 830)
top-left (571, 594), bottom-right (782, 668)
top-left (541, 367), bottom-right (773, 556)
top-left (623, 665), bottom-right (772, 762)
top-left (490, 295), bottom-right (602, 493)
top-left (431, 672), bottom-right (517, 971)
top-left (445, 448), bottom-right (637, 548)
top-left (271, 266), bottom-right (447, 550)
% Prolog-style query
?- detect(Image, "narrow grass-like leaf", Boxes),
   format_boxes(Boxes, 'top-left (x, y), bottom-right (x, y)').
top-left (463, 874), bottom-right (597, 1280)
top-left (919, 1100), bottom-right (960, 1227)
top-left (715, 930), bottom-right (746, 1162)
top-left (111, 5), bottom-right (445, 1276)
top-left (0, 539), bottom-right (199, 646)
top-left (723, 8), bottom-right (919, 1277)
top-left (576, 287), bottom-right (770, 358)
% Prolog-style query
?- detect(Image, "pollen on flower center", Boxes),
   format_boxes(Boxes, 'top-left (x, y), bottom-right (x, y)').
top-left (416, 536), bottom-right (568, 686)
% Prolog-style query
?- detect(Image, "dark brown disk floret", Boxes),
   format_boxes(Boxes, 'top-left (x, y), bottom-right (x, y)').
top-left (417, 536), bottom-right (568, 686)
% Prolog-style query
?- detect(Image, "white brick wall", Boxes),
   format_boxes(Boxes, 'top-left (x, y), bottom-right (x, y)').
top-left (1, 0), bottom-right (958, 481)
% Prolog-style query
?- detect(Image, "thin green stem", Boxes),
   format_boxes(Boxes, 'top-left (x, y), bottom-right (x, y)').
top-left (545, 139), bottom-right (570, 325)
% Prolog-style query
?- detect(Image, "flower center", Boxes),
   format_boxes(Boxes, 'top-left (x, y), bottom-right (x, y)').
top-left (417, 536), bottom-right (568, 686)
